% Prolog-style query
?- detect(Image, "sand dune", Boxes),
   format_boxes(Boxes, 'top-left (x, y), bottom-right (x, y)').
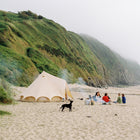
top-left (0, 84), bottom-right (140, 140)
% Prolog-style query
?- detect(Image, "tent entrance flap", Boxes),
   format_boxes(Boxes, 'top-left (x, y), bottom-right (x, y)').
top-left (23, 96), bottom-right (36, 102)
top-left (51, 96), bottom-right (63, 102)
top-left (37, 96), bottom-right (50, 102)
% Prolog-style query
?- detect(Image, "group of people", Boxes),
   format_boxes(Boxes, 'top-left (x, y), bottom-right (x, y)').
top-left (85, 92), bottom-right (126, 105)
top-left (114, 93), bottom-right (126, 104)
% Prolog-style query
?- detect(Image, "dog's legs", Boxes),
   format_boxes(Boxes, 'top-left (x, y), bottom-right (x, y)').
top-left (69, 106), bottom-right (72, 112)
top-left (62, 107), bottom-right (64, 112)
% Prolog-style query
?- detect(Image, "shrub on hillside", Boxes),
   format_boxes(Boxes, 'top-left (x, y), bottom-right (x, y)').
top-left (38, 15), bottom-right (43, 19)
top-left (18, 11), bottom-right (29, 19)
top-left (0, 79), bottom-right (12, 115)
top-left (0, 87), bottom-right (13, 104)
top-left (18, 10), bottom-right (41, 19)
top-left (0, 79), bottom-right (14, 104)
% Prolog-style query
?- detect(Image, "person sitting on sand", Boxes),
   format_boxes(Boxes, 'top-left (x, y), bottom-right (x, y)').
top-left (122, 94), bottom-right (126, 104)
top-left (85, 98), bottom-right (91, 105)
top-left (113, 93), bottom-right (122, 103)
top-left (102, 93), bottom-right (110, 103)
top-left (93, 92), bottom-right (102, 103)
top-left (117, 93), bottom-right (122, 103)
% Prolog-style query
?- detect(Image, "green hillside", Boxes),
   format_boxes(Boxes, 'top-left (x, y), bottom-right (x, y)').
top-left (80, 34), bottom-right (140, 85)
top-left (0, 10), bottom-right (140, 86)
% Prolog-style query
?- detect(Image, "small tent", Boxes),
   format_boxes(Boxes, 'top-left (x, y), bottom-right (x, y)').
top-left (20, 71), bottom-right (73, 102)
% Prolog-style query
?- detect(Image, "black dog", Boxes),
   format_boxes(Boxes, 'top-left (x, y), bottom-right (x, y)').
top-left (60, 100), bottom-right (73, 112)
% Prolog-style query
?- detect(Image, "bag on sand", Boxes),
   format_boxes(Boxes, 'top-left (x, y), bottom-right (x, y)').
top-left (91, 100), bottom-right (94, 105)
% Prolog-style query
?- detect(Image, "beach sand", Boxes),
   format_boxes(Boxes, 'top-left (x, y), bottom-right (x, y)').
top-left (0, 85), bottom-right (140, 140)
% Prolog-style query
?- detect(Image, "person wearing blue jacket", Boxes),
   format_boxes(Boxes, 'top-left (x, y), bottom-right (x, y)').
top-left (122, 94), bottom-right (126, 104)
top-left (93, 92), bottom-right (102, 103)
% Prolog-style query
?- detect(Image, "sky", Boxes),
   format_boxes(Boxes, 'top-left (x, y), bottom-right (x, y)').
top-left (1, 0), bottom-right (140, 64)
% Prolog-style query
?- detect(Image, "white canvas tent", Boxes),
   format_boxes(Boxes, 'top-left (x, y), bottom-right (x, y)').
top-left (20, 71), bottom-right (73, 102)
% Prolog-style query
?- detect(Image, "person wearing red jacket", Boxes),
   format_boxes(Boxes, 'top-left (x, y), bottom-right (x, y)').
top-left (102, 93), bottom-right (110, 103)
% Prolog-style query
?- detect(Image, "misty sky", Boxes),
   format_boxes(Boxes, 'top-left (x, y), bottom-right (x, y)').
top-left (1, 0), bottom-right (140, 64)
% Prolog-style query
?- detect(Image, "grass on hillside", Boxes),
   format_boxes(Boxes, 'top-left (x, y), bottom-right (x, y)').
top-left (26, 47), bottom-right (60, 76)
top-left (0, 46), bottom-right (38, 86)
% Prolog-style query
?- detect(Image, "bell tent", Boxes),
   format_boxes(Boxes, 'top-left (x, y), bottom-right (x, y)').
top-left (20, 71), bottom-right (73, 102)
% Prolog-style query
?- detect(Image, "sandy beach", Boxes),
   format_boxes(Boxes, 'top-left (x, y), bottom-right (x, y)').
top-left (0, 84), bottom-right (140, 140)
